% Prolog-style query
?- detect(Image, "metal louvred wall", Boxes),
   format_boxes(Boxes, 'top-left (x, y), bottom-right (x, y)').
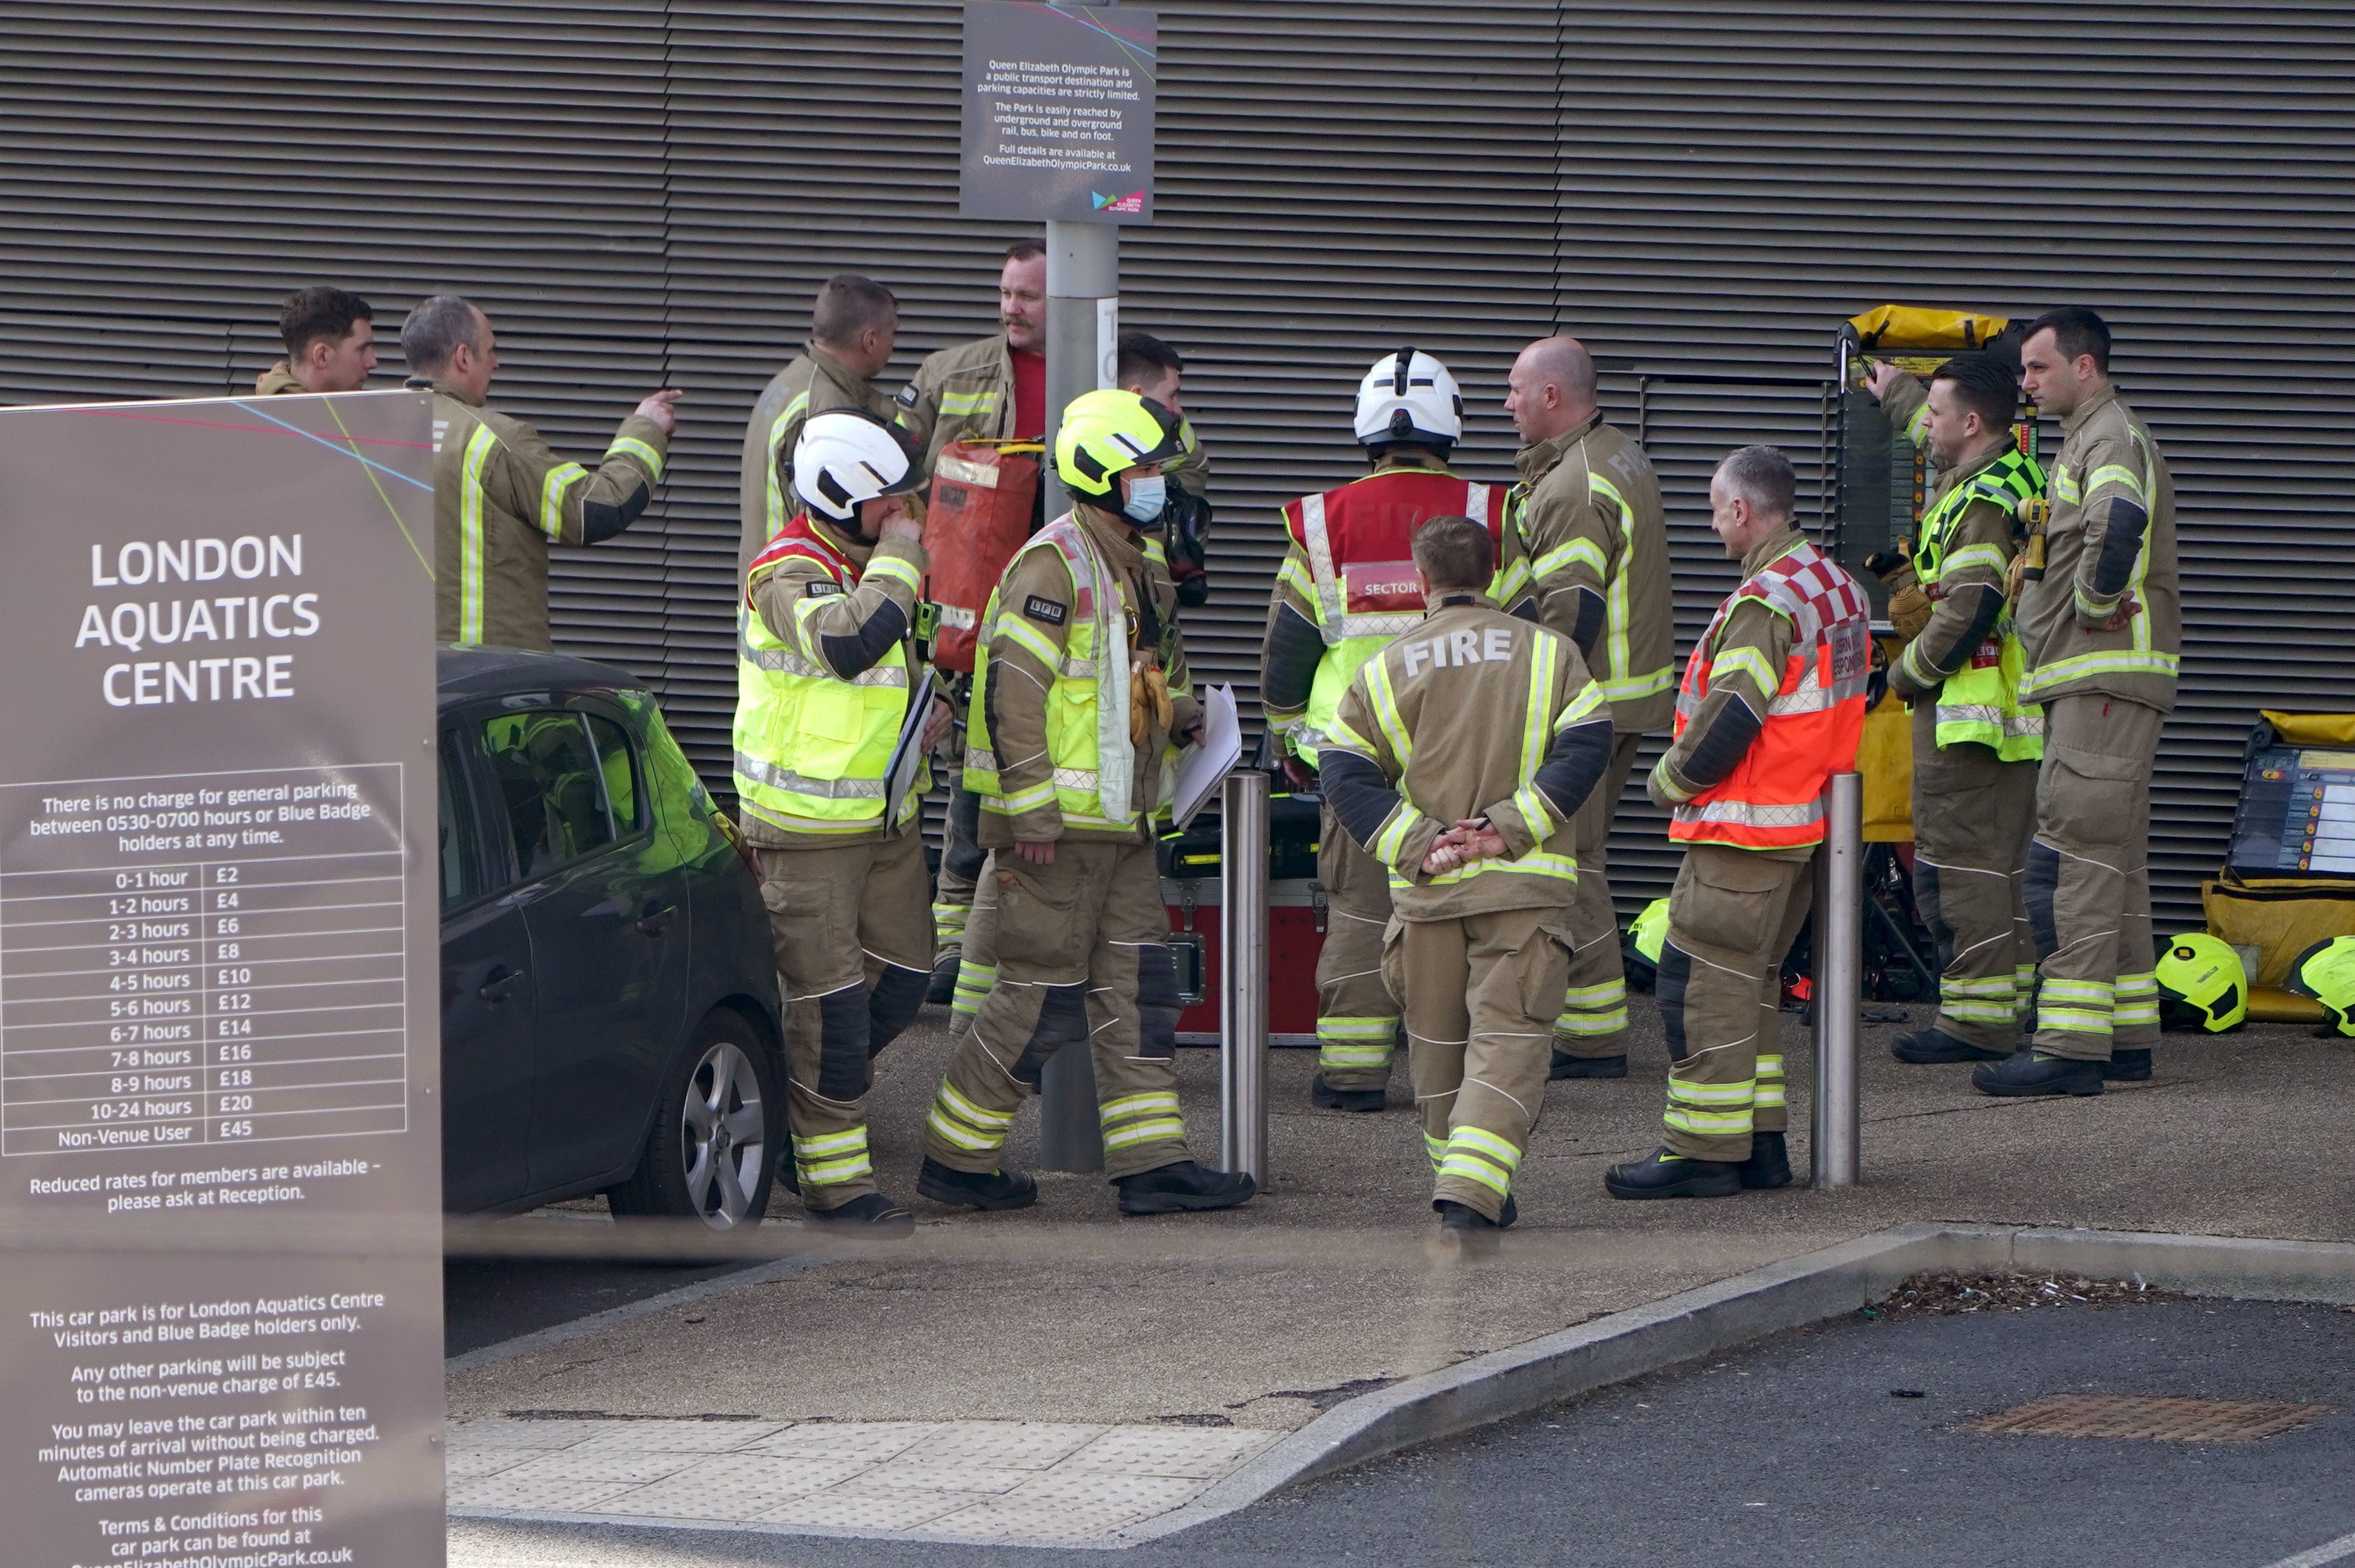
top-left (1556, 1), bottom-right (2355, 927)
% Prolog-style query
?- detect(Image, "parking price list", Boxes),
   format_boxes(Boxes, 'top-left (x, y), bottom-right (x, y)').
top-left (2, 766), bottom-right (407, 1158)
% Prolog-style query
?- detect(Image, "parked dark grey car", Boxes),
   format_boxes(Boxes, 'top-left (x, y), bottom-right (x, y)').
top-left (437, 646), bottom-right (780, 1229)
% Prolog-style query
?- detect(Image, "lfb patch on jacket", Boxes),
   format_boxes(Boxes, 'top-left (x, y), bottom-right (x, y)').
top-left (1023, 594), bottom-right (1067, 626)
top-left (805, 580), bottom-right (844, 598)
top-left (1401, 625), bottom-right (1515, 678)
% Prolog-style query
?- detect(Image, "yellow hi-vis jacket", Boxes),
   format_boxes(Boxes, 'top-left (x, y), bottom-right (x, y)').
top-left (1895, 443), bottom-right (2045, 761)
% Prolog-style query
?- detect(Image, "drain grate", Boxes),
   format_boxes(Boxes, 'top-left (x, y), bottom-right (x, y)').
top-left (1962, 1394), bottom-right (2335, 1444)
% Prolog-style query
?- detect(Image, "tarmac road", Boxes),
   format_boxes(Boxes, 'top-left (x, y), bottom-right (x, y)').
top-left (450, 1291), bottom-right (2355, 1568)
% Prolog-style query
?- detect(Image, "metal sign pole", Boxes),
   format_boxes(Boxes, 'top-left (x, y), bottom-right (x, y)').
top-left (1811, 771), bottom-right (1864, 1187)
top-left (1219, 773), bottom-right (1269, 1183)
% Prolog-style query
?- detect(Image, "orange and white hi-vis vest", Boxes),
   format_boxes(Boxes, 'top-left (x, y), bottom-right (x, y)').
top-left (1669, 537), bottom-right (1872, 851)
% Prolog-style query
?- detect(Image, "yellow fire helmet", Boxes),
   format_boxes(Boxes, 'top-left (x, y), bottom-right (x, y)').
top-left (2154, 932), bottom-right (2248, 1033)
top-left (2286, 935), bottom-right (2355, 1039)
top-left (1054, 388), bottom-right (1186, 499)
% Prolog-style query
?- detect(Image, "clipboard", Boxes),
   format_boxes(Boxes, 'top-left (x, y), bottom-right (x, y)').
top-left (884, 667), bottom-right (939, 825)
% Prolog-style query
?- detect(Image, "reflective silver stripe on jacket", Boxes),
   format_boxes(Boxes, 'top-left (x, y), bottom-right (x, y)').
top-left (1297, 492), bottom-right (1348, 646)
top-left (733, 750), bottom-right (886, 799)
top-left (1676, 797), bottom-right (1825, 829)
top-left (737, 622), bottom-right (909, 686)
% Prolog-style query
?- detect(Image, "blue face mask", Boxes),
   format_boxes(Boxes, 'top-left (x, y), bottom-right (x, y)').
top-left (1121, 474), bottom-right (1167, 523)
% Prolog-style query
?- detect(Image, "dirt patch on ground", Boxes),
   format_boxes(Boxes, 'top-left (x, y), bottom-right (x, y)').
top-left (1868, 1270), bottom-right (2186, 1317)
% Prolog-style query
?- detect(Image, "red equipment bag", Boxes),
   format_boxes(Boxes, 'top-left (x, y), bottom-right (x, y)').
top-left (923, 439), bottom-right (1041, 673)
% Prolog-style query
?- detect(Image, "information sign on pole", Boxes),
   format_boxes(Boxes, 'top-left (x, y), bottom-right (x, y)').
top-left (960, 1), bottom-right (1157, 223)
top-left (0, 390), bottom-right (444, 1567)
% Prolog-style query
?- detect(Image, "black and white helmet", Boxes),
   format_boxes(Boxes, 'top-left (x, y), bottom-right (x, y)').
top-left (1355, 347), bottom-right (1464, 452)
top-left (793, 409), bottom-right (924, 522)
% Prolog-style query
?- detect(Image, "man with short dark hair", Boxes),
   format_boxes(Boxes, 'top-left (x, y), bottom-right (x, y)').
top-left (1318, 513), bottom-right (1614, 1249)
top-left (1499, 335), bottom-right (1675, 1081)
top-left (1974, 306), bottom-right (2181, 1098)
top-left (258, 285), bottom-right (376, 395)
top-left (738, 274), bottom-right (902, 574)
top-left (1113, 331), bottom-right (1212, 606)
top-left (402, 294), bottom-right (679, 650)
top-left (1877, 353), bottom-right (2047, 1066)
top-left (1608, 446), bottom-right (1870, 1201)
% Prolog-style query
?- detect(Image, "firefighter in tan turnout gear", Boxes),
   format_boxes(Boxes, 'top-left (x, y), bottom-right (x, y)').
top-left (1496, 336), bottom-right (1676, 1081)
top-left (1975, 307), bottom-right (2181, 1098)
top-left (735, 410), bottom-right (950, 1234)
top-left (738, 274), bottom-right (902, 576)
top-left (1862, 351), bottom-right (2045, 1066)
top-left (915, 389), bottom-right (1256, 1217)
top-left (403, 295), bottom-right (677, 651)
top-left (258, 285), bottom-right (376, 395)
top-left (1258, 350), bottom-right (1507, 1113)
top-left (1608, 447), bottom-right (1870, 1201)
top-left (1318, 514), bottom-right (1615, 1250)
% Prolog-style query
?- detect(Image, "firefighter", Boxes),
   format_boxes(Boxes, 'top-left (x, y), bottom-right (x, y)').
top-left (1258, 349), bottom-right (1507, 1111)
top-left (258, 285), bottom-right (376, 394)
top-left (1497, 336), bottom-right (1676, 1081)
top-left (402, 295), bottom-right (676, 652)
top-left (738, 274), bottom-right (901, 575)
top-left (916, 389), bottom-right (1255, 1217)
top-left (1606, 447), bottom-right (1871, 1199)
top-left (1317, 514), bottom-right (1615, 1249)
top-left (1867, 352), bottom-right (2046, 1064)
top-left (735, 410), bottom-right (950, 1234)
top-left (1975, 307), bottom-right (2181, 1097)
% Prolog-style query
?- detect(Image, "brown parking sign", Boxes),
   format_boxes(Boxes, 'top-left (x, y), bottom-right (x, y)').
top-left (0, 391), bottom-right (444, 1567)
top-left (960, 1), bottom-right (1158, 223)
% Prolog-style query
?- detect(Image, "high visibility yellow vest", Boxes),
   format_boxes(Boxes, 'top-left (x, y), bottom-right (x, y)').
top-left (1914, 447), bottom-right (2045, 762)
top-left (964, 515), bottom-right (1140, 830)
top-left (732, 516), bottom-right (924, 835)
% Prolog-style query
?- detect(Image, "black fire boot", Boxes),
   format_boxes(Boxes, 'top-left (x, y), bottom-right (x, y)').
top-left (2101, 1048), bottom-right (2153, 1082)
top-left (1115, 1160), bottom-right (1256, 1215)
top-left (804, 1191), bottom-right (915, 1236)
top-left (1432, 1200), bottom-right (1502, 1257)
top-left (1737, 1130), bottom-right (1792, 1190)
top-left (1971, 1052), bottom-right (2102, 1098)
top-left (916, 1156), bottom-right (1038, 1212)
top-left (1311, 1074), bottom-right (1387, 1113)
top-left (1604, 1147), bottom-right (1742, 1200)
top-left (1890, 1027), bottom-right (2011, 1064)
top-left (1550, 1049), bottom-right (1629, 1080)
top-left (924, 951), bottom-right (961, 1006)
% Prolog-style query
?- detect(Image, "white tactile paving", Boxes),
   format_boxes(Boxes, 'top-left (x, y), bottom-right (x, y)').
top-left (445, 1416), bottom-right (1286, 1545)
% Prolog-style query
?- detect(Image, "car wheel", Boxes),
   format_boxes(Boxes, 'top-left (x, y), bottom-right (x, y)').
top-left (608, 1009), bottom-right (778, 1231)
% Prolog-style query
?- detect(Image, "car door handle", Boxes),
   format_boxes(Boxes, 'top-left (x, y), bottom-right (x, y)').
top-left (635, 904), bottom-right (676, 939)
top-left (478, 966), bottom-right (528, 1003)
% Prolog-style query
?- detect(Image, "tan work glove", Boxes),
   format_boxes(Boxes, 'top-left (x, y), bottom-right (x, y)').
top-left (1865, 544), bottom-right (1932, 643)
top-left (1130, 662), bottom-right (1172, 745)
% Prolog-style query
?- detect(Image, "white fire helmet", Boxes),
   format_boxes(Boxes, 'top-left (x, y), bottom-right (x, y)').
top-left (1354, 347), bottom-right (1464, 452)
top-left (792, 408), bottom-right (923, 522)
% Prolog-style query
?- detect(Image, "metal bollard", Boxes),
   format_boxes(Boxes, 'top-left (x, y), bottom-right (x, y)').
top-left (1219, 771), bottom-right (1269, 1184)
top-left (1811, 771), bottom-right (1864, 1187)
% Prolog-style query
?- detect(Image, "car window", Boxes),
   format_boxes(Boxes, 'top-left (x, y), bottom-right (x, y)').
top-left (438, 738), bottom-right (478, 911)
top-left (480, 711), bottom-right (616, 882)
top-left (586, 713), bottom-right (643, 834)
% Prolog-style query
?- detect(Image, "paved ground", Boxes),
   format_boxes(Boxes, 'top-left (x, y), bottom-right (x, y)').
top-left (448, 1291), bottom-right (2355, 1567)
top-left (448, 1000), bottom-right (2355, 1432)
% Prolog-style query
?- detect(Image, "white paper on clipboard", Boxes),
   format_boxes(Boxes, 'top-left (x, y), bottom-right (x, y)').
top-left (1171, 684), bottom-right (1242, 831)
top-left (884, 668), bottom-right (939, 826)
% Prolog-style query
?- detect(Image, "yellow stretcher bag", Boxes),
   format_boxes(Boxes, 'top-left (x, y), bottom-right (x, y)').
top-left (2201, 710), bottom-right (2355, 1022)
top-left (1847, 304), bottom-right (2014, 353)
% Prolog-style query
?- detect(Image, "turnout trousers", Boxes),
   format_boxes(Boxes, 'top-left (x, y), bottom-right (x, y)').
top-left (1381, 906), bottom-right (1570, 1222)
top-left (1910, 699), bottom-right (2038, 1052)
top-left (1553, 731), bottom-right (1645, 1057)
top-left (922, 839), bottom-right (1193, 1181)
top-left (756, 833), bottom-right (934, 1210)
top-left (931, 777), bottom-right (986, 964)
top-left (1315, 803), bottom-right (1403, 1094)
top-left (1656, 844), bottom-right (1814, 1163)
top-left (2025, 694), bottom-right (2162, 1061)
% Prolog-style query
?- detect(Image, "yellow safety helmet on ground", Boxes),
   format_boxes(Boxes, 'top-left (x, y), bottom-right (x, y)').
top-left (1054, 388), bottom-right (1186, 499)
top-left (1623, 897), bottom-right (1670, 988)
top-left (2286, 935), bottom-right (2355, 1039)
top-left (2155, 932), bottom-right (2247, 1033)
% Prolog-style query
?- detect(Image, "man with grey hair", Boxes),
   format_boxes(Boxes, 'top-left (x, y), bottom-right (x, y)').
top-left (1606, 445), bottom-right (1870, 1201)
top-left (740, 274), bottom-right (902, 575)
top-left (1499, 334), bottom-right (1674, 1081)
top-left (402, 294), bottom-right (679, 650)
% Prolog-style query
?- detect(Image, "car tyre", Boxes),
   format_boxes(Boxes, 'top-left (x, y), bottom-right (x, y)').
top-left (608, 1008), bottom-right (780, 1234)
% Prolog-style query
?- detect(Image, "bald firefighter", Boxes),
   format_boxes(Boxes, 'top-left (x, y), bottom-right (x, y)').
top-left (915, 390), bottom-right (1256, 1217)
top-left (1608, 447), bottom-right (1870, 1200)
top-left (736, 411), bottom-right (949, 1233)
top-left (1861, 352), bottom-right (2045, 1065)
top-left (1259, 350), bottom-right (1507, 1112)
top-left (1318, 514), bottom-right (1615, 1250)
top-left (1497, 336), bottom-right (1676, 1081)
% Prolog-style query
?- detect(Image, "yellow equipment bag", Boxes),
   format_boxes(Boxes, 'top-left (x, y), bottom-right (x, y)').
top-left (1849, 304), bottom-right (2013, 353)
top-left (2202, 875), bottom-right (2355, 1023)
top-left (2262, 709), bottom-right (2355, 747)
